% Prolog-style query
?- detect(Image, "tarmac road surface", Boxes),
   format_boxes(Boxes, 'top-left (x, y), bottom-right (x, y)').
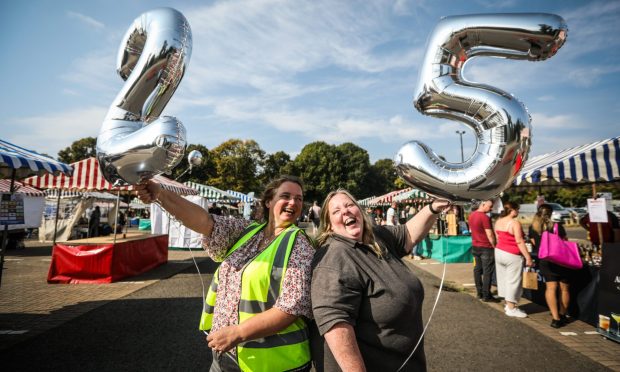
top-left (0, 257), bottom-right (611, 371)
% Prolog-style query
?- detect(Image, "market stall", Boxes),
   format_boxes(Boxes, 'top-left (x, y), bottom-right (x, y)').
top-left (513, 136), bottom-right (620, 336)
top-left (48, 233), bottom-right (168, 284)
top-left (149, 181), bottom-right (240, 250)
top-left (417, 234), bottom-right (473, 263)
top-left (0, 138), bottom-right (72, 286)
top-left (21, 157), bottom-right (197, 283)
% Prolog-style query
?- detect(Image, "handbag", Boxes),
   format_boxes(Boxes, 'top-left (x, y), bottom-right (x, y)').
top-left (539, 223), bottom-right (583, 270)
top-left (522, 268), bottom-right (538, 290)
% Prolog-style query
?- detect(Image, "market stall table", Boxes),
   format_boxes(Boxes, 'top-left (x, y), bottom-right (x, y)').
top-left (418, 235), bottom-right (473, 263)
top-left (48, 232), bottom-right (168, 284)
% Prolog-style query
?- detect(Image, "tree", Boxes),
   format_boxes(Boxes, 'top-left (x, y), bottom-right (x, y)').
top-left (364, 159), bottom-right (398, 198)
top-left (57, 137), bottom-right (97, 163)
top-left (210, 139), bottom-right (265, 192)
top-left (335, 143), bottom-right (370, 198)
top-left (260, 151), bottom-right (292, 186)
top-left (291, 141), bottom-right (343, 203)
top-left (169, 144), bottom-right (216, 184)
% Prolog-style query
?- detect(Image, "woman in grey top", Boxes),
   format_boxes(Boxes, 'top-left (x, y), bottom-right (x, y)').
top-left (311, 189), bottom-right (450, 371)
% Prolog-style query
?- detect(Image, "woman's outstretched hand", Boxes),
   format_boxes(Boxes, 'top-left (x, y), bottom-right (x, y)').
top-left (135, 179), bottom-right (162, 204)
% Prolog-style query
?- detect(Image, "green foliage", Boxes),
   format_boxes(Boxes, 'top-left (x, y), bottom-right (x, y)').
top-left (260, 151), bottom-right (292, 186)
top-left (335, 143), bottom-right (370, 198)
top-left (504, 183), bottom-right (620, 207)
top-left (364, 159), bottom-right (398, 198)
top-left (59, 136), bottom-right (620, 208)
top-left (209, 139), bottom-right (265, 193)
top-left (291, 141), bottom-right (343, 202)
top-left (57, 137), bottom-right (97, 163)
top-left (170, 144), bottom-right (216, 184)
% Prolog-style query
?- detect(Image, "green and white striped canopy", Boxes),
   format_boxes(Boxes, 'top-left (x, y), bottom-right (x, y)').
top-left (184, 181), bottom-right (239, 202)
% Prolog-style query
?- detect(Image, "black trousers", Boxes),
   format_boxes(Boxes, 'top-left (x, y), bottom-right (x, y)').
top-left (472, 247), bottom-right (495, 299)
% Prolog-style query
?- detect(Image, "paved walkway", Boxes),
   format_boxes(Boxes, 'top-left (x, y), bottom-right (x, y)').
top-left (0, 240), bottom-right (212, 350)
top-left (1, 238), bottom-right (619, 370)
top-left (407, 257), bottom-right (620, 371)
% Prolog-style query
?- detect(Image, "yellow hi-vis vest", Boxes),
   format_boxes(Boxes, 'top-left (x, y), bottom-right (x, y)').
top-left (199, 222), bottom-right (311, 372)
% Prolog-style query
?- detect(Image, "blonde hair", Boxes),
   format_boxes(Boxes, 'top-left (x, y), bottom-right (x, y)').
top-left (316, 189), bottom-right (384, 258)
top-left (531, 204), bottom-right (553, 234)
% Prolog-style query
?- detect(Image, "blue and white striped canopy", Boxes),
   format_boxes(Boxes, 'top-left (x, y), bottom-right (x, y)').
top-left (515, 136), bottom-right (620, 185)
top-left (226, 190), bottom-right (254, 202)
top-left (0, 139), bottom-right (72, 179)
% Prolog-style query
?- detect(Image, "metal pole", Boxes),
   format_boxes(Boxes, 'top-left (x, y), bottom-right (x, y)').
top-left (456, 130), bottom-right (465, 162)
top-left (52, 191), bottom-right (61, 245)
top-left (0, 168), bottom-right (17, 287)
top-left (113, 190), bottom-right (120, 243)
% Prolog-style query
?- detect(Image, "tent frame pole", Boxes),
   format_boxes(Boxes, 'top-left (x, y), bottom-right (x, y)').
top-left (592, 184), bottom-right (604, 250)
top-left (0, 168), bottom-right (17, 288)
top-left (52, 191), bottom-right (61, 245)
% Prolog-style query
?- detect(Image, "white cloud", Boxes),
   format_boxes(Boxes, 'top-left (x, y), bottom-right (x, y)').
top-left (7, 107), bottom-right (107, 158)
top-left (60, 50), bottom-right (117, 95)
top-left (530, 112), bottom-right (586, 130)
top-left (537, 95), bottom-right (555, 102)
top-left (67, 11), bottom-right (105, 30)
top-left (184, 0), bottom-right (419, 92)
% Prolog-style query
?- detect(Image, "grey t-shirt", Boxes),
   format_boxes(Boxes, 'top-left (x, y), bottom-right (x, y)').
top-left (310, 225), bottom-right (426, 372)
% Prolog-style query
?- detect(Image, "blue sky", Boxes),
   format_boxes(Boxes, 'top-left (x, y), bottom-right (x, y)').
top-left (1, 0), bottom-right (619, 165)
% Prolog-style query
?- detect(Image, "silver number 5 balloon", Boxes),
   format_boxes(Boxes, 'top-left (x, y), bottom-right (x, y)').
top-left (97, 8), bottom-right (192, 185)
top-left (395, 13), bottom-right (567, 202)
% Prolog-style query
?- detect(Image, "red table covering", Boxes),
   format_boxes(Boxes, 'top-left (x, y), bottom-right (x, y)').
top-left (48, 235), bottom-right (168, 284)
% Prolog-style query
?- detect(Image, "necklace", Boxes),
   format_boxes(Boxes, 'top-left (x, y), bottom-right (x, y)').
top-left (260, 231), bottom-right (275, 249)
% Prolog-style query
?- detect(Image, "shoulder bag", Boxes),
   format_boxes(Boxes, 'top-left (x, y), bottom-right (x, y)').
top-left (538, 223), bottom-right (583, 270)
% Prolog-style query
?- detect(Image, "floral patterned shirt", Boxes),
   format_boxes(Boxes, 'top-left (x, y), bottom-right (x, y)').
top-left (202, 215), bottom-right (315, 334)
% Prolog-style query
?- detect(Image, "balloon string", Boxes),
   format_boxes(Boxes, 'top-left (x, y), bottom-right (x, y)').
top-left (154, 200), bottom-right (238, 365)
top-left (397, 245), bottom-right (447, 372)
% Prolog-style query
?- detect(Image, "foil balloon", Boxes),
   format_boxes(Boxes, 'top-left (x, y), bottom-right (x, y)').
top-left (97, 8), bottom-right (192, 185)
top-left (187, 150), bottom-right (203, 169)
top-left (395, 13), bottom-right (567, 202)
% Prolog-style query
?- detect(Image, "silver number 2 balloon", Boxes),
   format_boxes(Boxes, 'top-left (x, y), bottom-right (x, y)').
top-left (97, 8), bottom-right (192, 185)
top-left (395, 13), bottom-right (567, 202)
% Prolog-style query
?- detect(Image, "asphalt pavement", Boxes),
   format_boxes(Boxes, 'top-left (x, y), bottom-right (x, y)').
top-left (0, 246), bottom-right (615, 372)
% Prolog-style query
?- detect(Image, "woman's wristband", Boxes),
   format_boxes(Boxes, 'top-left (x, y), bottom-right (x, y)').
top-left (428, 201), bottom-right (440, 215)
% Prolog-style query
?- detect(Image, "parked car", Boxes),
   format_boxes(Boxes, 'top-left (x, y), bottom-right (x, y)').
top-left (568, 207), bottom-right (587, 221)
top-left (546, 203), bottom-right (571, 222)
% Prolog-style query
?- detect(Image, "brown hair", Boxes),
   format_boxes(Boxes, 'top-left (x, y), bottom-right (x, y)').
top-left (260, 175), bottom-right (304, 221)
top-left (316, 189), bottom-right (384, 258)
top-left (531, 203), bottom-right (553, 234)
top-left (499, 201), bottom-right (519, 218)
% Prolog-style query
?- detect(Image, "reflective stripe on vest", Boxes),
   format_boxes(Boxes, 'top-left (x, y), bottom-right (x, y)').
top-left (199, 222), bottom-right (265, 331)
top-left (199, 223), bottom-right (310, 372)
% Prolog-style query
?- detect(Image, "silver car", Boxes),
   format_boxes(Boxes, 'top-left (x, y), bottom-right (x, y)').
top-left (547, 203), bottom-right (571, 222)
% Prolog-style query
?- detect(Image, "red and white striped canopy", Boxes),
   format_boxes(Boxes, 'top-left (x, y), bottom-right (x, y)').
top-left (367, 188), bottom-right (411, 206)
top-left (21, 157), bottom-right (197, 196)
top-left (0, 179), bottom-right (45, 196)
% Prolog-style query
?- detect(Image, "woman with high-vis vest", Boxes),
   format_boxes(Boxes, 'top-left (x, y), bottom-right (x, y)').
top-left (136, 175), bottom-right (314, 371)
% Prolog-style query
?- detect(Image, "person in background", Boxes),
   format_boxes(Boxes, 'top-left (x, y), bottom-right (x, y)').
top-left (579, 209), bottom-right (619, 247)
top-left (386, 201), bottom-right (397, 226)
top-left (308, 201), bottom-right (322, 233)
top-left (310, 189), bottom-right (451, 371)
top-left (494, 201), bottom-right (534, 318)
top-left (136, 175), bottom-right (314, 371)
top-left (88, 206), bottom-right (101, 238)
top-left (116, 211), bottom-right (126, 234)
top-left (407, 204), bottom-right (417, 220)
top-left (468, 200), bottom-right (499, 302)
top-left (529, 204), bottom-right (574, 328)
